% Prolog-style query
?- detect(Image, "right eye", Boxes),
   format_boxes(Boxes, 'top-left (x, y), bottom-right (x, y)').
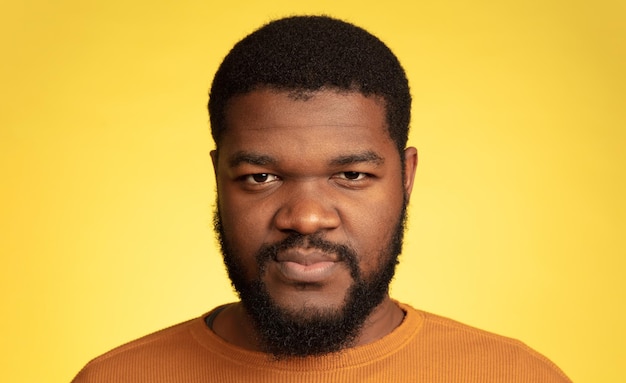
top-left (242, 173), bottom-right (280, 184)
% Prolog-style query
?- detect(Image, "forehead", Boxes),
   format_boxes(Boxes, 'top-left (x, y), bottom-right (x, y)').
top-left (220, 88), bottom-right (392, 151)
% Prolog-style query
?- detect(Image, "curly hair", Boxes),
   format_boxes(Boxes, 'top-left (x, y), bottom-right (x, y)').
top-left (208, 15), bottom-right (411, 154)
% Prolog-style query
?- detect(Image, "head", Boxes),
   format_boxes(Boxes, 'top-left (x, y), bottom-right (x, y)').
top-left (209, 15), bottom-right (411, 155)
top-left (209, 16), bottom-right (416, 358)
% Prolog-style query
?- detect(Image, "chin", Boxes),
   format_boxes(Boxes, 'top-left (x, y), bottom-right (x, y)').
top-left (273, 295), bottom-right (350, 320)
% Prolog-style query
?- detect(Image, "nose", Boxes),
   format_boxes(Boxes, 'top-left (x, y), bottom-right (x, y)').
top-left (273, 184), bottom-right (340, 235)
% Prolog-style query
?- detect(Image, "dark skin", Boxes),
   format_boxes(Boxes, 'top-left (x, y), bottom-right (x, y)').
top-left (211, 88), bottom-right (418, 352)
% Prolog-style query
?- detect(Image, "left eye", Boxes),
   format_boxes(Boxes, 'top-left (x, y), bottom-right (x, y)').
top-left (338, 171), bottom-right (367, 180)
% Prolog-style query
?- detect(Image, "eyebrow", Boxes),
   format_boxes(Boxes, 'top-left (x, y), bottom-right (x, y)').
top-left (329, 151), bottom-right (385, 167)
top-left (228, 152), bottom-right (277, 167)
top-left (227, 150), bottom-right (384, 168)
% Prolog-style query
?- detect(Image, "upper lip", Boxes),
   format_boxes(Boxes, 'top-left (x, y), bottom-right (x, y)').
top-left (274, 248), bottom-right (340, 265)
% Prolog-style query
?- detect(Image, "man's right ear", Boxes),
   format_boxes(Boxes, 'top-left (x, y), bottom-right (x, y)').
top-left (210, 150), bottom-right (218, 174)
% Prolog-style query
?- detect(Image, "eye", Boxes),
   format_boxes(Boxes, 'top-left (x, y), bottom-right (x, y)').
top-left (337, 171), bottom-right (368, 181)
top-left (242, 173), bottom-right (280, 184)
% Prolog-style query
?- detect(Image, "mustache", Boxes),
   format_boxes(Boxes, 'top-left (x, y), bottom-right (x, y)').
top-left (255, 233), bottom-right (360, 280)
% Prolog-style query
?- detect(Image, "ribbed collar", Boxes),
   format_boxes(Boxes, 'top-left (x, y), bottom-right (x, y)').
top-left (189, 302), bottom-right (424, 372)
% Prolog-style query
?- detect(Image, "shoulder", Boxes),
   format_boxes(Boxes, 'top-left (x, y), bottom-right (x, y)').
top-left (71, 314), bottom-right (212, 382)
top-left (398, 303), bottom-right (572, 382)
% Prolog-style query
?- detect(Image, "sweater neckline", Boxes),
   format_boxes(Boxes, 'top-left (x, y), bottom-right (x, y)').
top-left (189, 302), bottom-right (424, 371)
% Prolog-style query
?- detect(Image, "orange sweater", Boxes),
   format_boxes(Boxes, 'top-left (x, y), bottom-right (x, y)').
top-left (72, 303), bottom-right (571, 382)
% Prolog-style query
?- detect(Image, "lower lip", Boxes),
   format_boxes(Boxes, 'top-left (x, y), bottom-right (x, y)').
top-left (277, 261), bottom-right (337, 283)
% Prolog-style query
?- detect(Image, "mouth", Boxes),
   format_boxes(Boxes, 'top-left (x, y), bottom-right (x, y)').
top-left (272, 248), bottom-right (342, 283)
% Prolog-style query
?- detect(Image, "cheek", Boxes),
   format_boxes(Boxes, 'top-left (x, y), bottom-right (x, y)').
top-left (217, 185), bottom-right (275, 255)
top-left (347, 192), bottom-right (404, 271)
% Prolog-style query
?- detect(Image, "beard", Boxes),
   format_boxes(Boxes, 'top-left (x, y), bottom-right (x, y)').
top-left (213, 200), bottom-right (407, 358)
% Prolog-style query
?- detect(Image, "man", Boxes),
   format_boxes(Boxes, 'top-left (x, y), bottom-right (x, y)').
top-left (73, 15), bottom-right (571, 382)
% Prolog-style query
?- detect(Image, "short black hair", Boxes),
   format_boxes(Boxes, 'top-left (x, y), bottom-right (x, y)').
top-left (208, 15), bottom-right (411, 154)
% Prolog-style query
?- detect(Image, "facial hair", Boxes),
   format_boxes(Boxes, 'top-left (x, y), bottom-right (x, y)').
top-left (213, 200), bottom-right (407, 358)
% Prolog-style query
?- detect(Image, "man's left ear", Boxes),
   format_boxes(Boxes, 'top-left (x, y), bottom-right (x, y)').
top-left (403, 147), bottom-right (418, 199)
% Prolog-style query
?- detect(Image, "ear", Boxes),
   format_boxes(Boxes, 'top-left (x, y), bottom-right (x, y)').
top-left (403, 147), bottom-right (418, 200)
top-left (210, 150), bottom-right (219, 176)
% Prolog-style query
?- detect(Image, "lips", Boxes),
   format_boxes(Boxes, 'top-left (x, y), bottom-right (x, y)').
top-left (273, 249), bottom-right (341, 283)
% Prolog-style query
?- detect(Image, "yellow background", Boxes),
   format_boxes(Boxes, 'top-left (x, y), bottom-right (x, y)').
top-left (1, 1), bottom-right (624, 382)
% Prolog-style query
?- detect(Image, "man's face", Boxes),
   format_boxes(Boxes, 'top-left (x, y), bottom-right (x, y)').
top-left (212, 88), bottom-right (416, 356)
